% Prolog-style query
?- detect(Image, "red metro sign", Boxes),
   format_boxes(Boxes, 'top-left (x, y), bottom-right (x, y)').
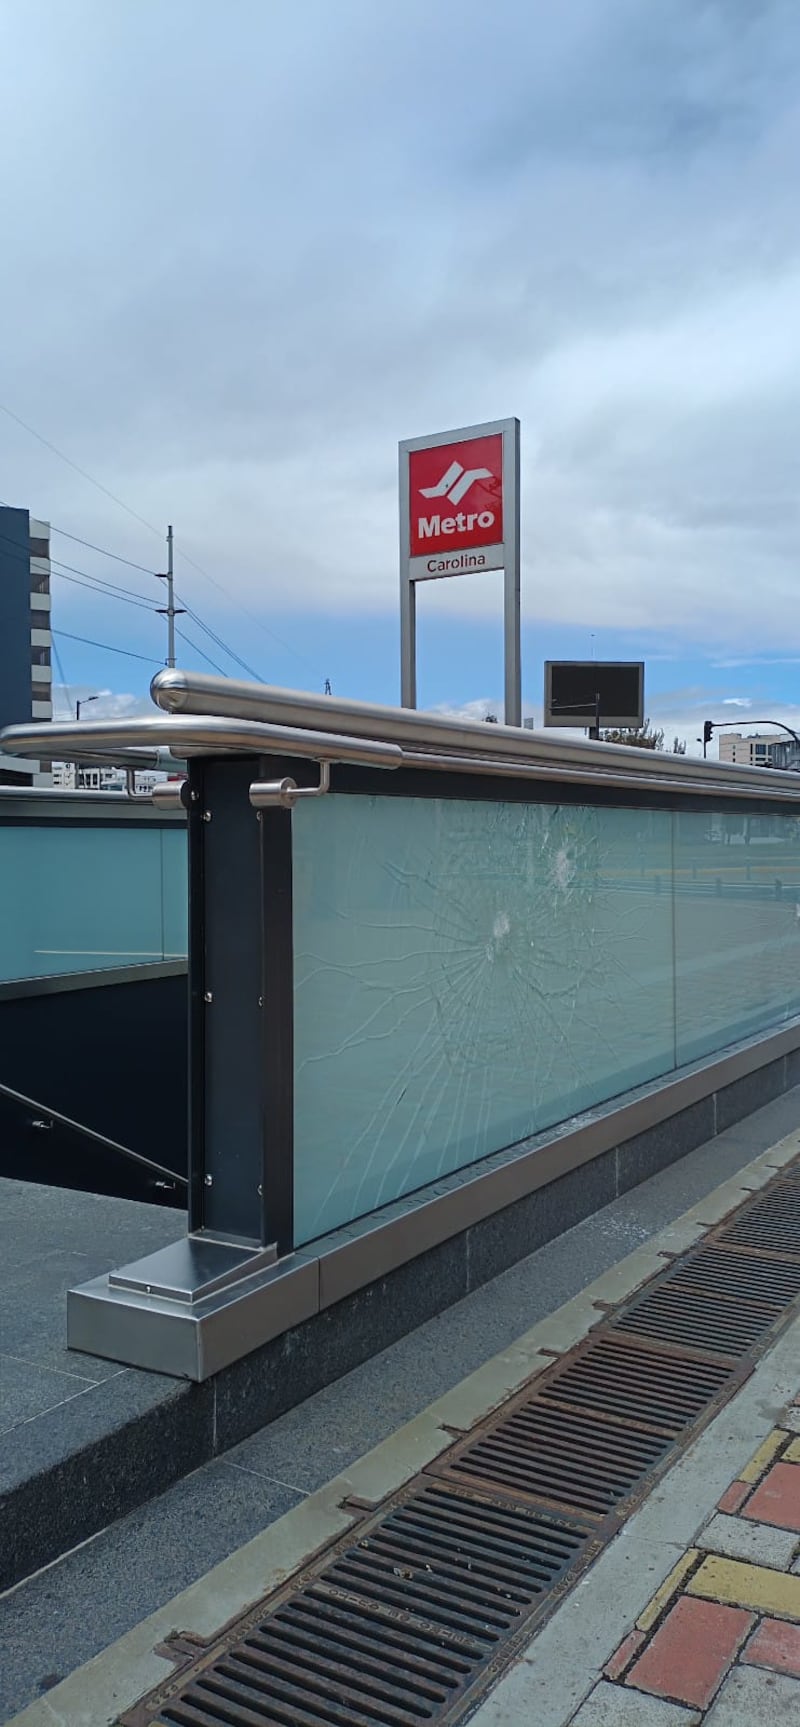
top-left (408, 432), bottom-right (504, 576)
top-left (399, 416), bottom-right (520, 722)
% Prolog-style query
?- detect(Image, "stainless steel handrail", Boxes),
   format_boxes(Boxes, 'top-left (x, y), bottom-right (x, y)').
top-left (0, 1079), bottom-right (188, 1187)
top-left (398, 748), bottom-right (794, 801)
top-left (150, 669), bottom-right (800, 805)
top-left (149, 668), bottom-right (800, 803)
top-left (4, 685), bottom-right (800, 804)
top-left (0, 715), bottom-right (403, 771)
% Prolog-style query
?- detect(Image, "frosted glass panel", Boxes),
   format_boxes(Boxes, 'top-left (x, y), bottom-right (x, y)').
top-left (293, 794), bottom-right (675, 1245)
top-left (675, 809), bottom-right (800, 1063)
top-left (0, 824), bottom-right (188, 982)
top-left (160, 827), bottom-right (190, 961)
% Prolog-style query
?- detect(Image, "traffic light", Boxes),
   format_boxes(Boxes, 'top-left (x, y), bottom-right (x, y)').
top-left (703, 721), bottom-right (714, 746)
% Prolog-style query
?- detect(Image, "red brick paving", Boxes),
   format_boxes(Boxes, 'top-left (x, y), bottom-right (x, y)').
top-left (626, 1596), bottom-right (754, 1710)
top-left (744, 1462), bottom-right (800, 1532)
top-left (743, 1617), bottom-right (800, 1678)
top-left (603, 1629), bottom-right (646, 1681)
top-left (717, 1480), bottom-right (751, 1515)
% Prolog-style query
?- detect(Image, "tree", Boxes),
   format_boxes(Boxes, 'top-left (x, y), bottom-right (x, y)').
top-left (600, 719), bottom-right (686, 754)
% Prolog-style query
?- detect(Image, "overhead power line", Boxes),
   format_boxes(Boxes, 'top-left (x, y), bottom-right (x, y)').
top-left (52, 569), bottom-right (156, 611)
top-left (50, 557), bottom-right (159, 609)
top-left (0, 401), bottom-right (161, 537)
top-left (0, 505), bottom-right (279, 687)
top-left (0, 407), bottom-right (327, 684)
top-left (0, 515), bottom-right (255, 672)
top-left (53, 569), bottom-right (158, 612)
top-left (172, 542), bottom-right (320, 683)
top-left (174, 627), bottom-right (227, 675)
top-left (54, 629), bottom-right (163, 666)
top-left (51, 637), bottom-right (73, 719)
top-left (176, 594), bottom-right (265, 682)
top-left (50, 524), bottom-right (155, 574)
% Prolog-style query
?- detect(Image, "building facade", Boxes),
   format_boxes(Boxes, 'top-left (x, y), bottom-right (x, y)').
top-left (51, 764), bottom-right (165, 794)
top-left (0, 505), bottom-right (52, 783)
top-left (719, 733), bottom-right (782, 768)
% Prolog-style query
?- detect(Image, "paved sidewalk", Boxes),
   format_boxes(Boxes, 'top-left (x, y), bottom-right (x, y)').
top-left (474, 1373), bottom-right (800, 1726)
top-left (571, 1409), bottom-right (800, 1723)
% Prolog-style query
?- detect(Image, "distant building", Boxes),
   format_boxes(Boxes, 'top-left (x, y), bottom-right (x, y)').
top-left (719, 733), bottom-right (781, 769)
top-left (52, 763), bottom-right (165, 795)
top-left (0, 505), bottom-right (52, 784)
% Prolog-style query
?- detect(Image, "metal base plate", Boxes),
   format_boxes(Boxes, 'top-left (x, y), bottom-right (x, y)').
top-left (69, 1236), bottom-right (318, 1379)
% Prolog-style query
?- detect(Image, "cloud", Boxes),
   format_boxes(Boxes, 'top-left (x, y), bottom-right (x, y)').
top-left (0, 0), bottom-right (798, 667)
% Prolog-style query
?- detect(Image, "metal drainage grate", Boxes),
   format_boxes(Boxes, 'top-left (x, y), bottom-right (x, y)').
top-left (663, 1243), bottom-right (800, 1307)
top-left (127, 1153), bottom-right (800, 1727)
top-left (611, 1280), bottom-right (779, 1358)
top-left (535, 1332), bottom-right (734, 1433)
top-left (148, 1485), bottom-right (591, 1727)
top-left (430, 1396), bottom-right (673, 1517)
top-left (718, 1185), bottom-right (800, 1258)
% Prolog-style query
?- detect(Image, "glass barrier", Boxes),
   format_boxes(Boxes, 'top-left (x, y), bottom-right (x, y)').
top-left (293, 793), bottom-right (800, 1245)
top-left (674, 809), bottom-right (800, 1064)
top-left (293, 793), bottom-right (678, 1244)
top-left (0, 823), bottom-right (187, 982)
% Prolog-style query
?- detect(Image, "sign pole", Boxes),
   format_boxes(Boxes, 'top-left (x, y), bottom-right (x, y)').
top-left (399, 444), bottom-right (416, 708)
top-left (400, 573), bottom-right (416, 709)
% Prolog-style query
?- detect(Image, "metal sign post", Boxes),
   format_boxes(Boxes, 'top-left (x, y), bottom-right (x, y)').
top-left (399, 417), bottom-right (521, 726)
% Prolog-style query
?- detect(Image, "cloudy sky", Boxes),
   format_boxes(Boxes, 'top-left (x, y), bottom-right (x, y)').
top-left (1, 0), bottom-right (799, 750)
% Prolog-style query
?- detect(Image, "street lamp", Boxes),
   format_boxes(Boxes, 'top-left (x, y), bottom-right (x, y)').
top-left (74, 695), bottom-right (99, 791)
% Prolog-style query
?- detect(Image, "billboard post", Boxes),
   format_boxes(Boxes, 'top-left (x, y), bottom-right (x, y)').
top-left (399, 418), bottom-right (521, 725)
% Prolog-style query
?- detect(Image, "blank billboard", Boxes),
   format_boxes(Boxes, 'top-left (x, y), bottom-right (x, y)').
top-left (544, 661), bottom-right (644, 729)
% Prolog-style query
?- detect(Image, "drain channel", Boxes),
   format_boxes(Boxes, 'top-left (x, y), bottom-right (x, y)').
top-left (146, 1486), bottom-right (596, 1727)
top-left (430, 1394), bottom-right (673, 1515)
top-left (126, 1152), bottom-right (800, 1727)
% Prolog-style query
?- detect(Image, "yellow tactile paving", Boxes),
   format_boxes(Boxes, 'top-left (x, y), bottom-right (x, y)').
top-left (783, 1438), bottom-right (800, 1465)
top-left (636, 1549), bottom-right (700, 1633)
top-left (688, 1555), bottom-right (800, 1621)
top-left (739, 1428), bottom-right (786, 1484)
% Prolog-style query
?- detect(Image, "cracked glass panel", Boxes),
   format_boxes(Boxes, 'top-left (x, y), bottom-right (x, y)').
top-left (293, 793), bottom-right (675, 1245)
top-left (675, 809), bottom-right (800, 1063)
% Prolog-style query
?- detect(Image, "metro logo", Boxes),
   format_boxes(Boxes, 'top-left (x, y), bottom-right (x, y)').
top-left (420, 460), bottom-right (493, 507)
top-left (409, 434), bottom-right (503, 559)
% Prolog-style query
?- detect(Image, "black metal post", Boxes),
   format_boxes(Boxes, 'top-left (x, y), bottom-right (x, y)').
top-left (185, 754), bottom-right (296, 1253)
top-left (259, 800), bottom-right (294, 1256)
top-left (188, 757), bottom-right (270, 1244)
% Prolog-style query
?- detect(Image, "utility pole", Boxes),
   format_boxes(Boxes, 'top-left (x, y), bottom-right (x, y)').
top-left (156, 524), bottom-right (184, 668)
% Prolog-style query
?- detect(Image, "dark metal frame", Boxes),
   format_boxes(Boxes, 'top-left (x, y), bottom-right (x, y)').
top-left (328, 760), bottom-right (800, 820)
